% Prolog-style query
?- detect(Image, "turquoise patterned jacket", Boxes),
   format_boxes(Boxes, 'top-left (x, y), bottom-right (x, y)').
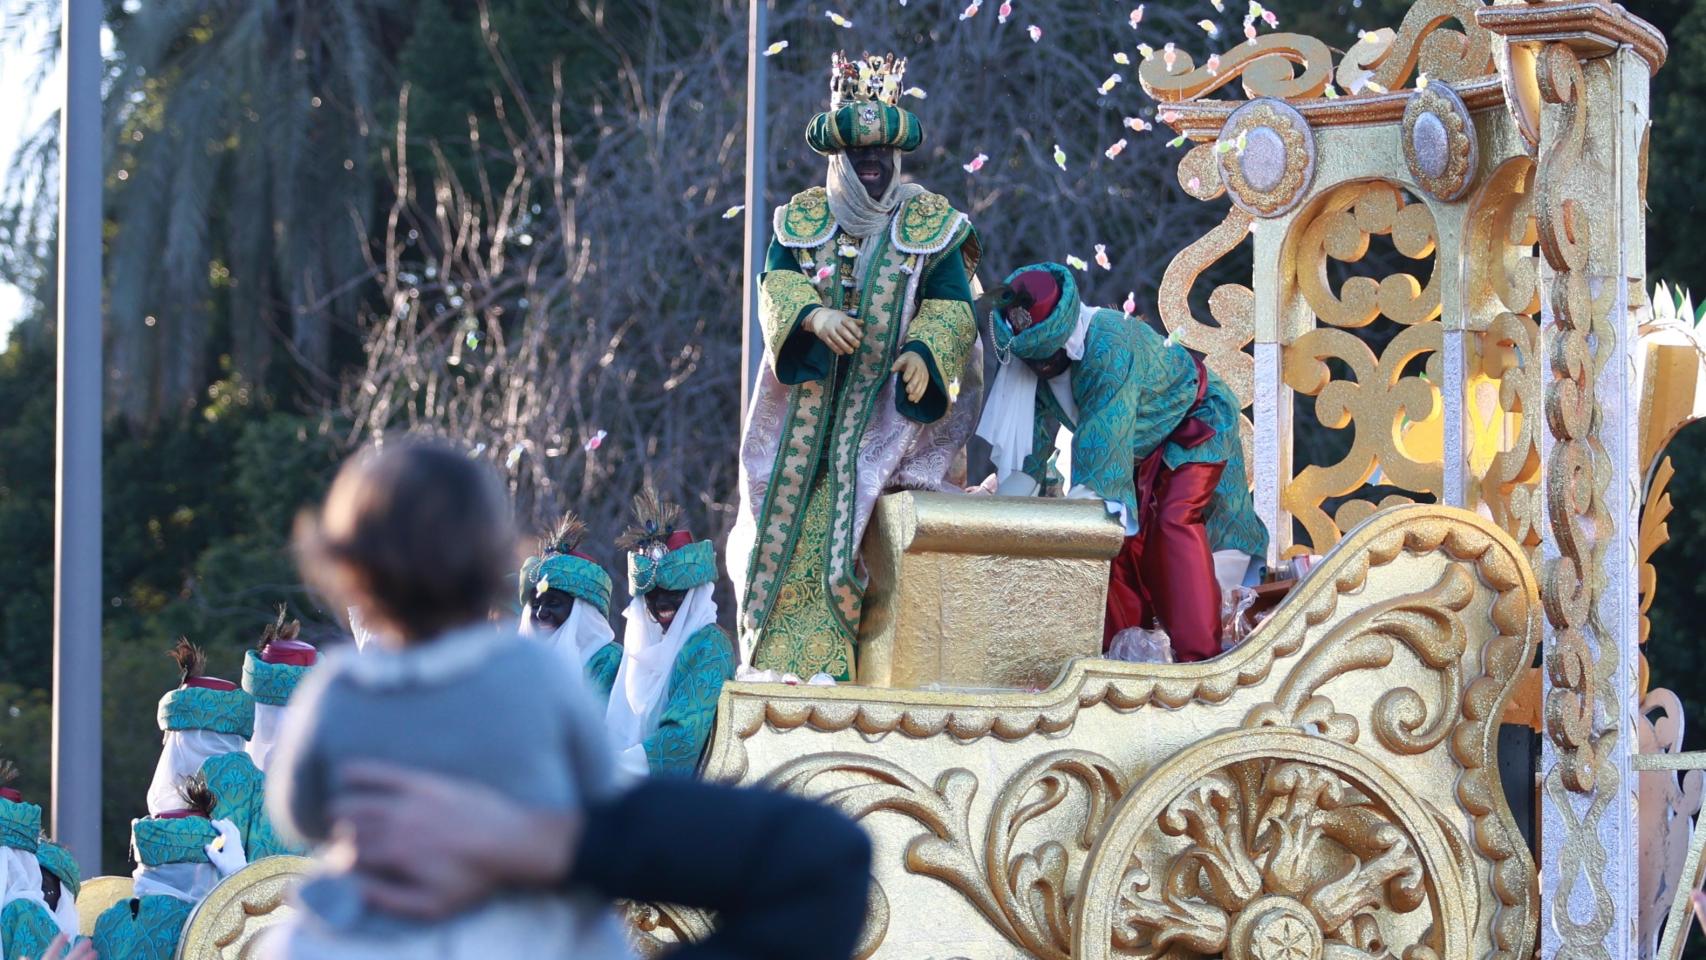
top-left (1022, 306), bottom-right (1268, 557)
top-left (586, 642), bottom-right (622, 706)
top-left (92, 895), bottom-right (194, 960)
top-left (1, 899), bottom-right (76, 960)
top-left (203, 751), bottom-right (302, 860)
top-left (645, 625), bottom-right (735, 777)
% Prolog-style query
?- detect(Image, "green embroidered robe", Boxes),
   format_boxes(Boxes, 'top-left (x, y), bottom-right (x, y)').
top-left (91, 896), bottom-right (194, 960)
top-left (1, 899), bottom-right (72, 960)
top-left (645, 624), bottom-right (735, 776)
top-left (736, 187), bottom-right (980, 679)
top-left (585, 641), bottom-right (621, 706)
top-left (203, 752), bottom-right (301, 860)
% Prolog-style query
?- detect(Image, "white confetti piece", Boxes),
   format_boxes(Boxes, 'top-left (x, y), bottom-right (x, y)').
top-left (1027, 23), bottom-right (1042, 41)
top-left (722, 205), bottom-right (745, 219)
top-left (1065, 254), bottom-right (1089, 271)
top-left (903, 85), bottom-right (927, 99)
top-left (1095, 244), bottom-right (1112, 270)
top-left (1416, 72), bottom-right (1430, 90)
top-left (825, 11), bottom-right (853, 28)
top-left (584, 429), bottom-right (607, 452)
top-left (1053, 144), bottom-right (1068, 170)
top-left (998, 0), bottom-right (1013, 23)
top-left (1104, 138), bottom-right (1128, 159)
top-left (763, 40), bottom-right (789, 56)
top-left (962, 152), bottom-right (988, 173)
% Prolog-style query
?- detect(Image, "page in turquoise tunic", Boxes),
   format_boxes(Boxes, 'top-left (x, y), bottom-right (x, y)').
top-left (643, 625), bottom-right (736, 776)
top-left (204, 751), bottom-right (301, 859)
top-left (93, 895), bottom-right (193, 960)
top-left (2, 899), bottom-right (70, 960)
top-left (585, 642), bottom-right (622, 706)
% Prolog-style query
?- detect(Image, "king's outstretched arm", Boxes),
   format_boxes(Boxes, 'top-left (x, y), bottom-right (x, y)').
top-left (895, 248), bottom-right (975, 423)
top-left (758, 237), bottom-right (833, 385)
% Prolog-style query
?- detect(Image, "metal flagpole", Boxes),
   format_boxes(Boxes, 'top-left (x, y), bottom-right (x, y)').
top-left (53, 0), bottom-right (104, 873)
top-left (740, 0), bottom-right (768, 414)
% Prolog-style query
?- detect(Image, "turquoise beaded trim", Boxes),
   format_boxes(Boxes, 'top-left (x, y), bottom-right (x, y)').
top-left (242, 650), bottom-right (311, 707)
top-left (132, 816), bottom-right (217, 866)
top-left (35, 839), bottom-right (79, 895)
top-left (157, 685), bottom-right (255, 738)
top-left (532, 554), bottom-right (613, 615)
top-left (0, 797), bottom-right (41, 852)
top-left (628, 539), bottom-right (717, 595)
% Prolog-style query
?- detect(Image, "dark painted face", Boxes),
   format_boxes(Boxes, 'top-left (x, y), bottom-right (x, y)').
top-left (645, 587), bottom-right (688, 628)
top-left (1025, 349), bottom-right (1072, 380)
top-left (41, 871), bottom-right (60, 912)
top-left (528, 588), bottom-right (576, 633)
top-left (846, 146), bottom-right (894, 200)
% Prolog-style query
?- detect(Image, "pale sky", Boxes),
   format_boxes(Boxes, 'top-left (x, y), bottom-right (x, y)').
top-left (0, 20), bottom-right (60, 342)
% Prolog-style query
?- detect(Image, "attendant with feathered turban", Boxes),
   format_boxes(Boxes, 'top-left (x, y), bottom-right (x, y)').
top-left (0, 763), bottom-right (84, 960)
top-left (609, 490), bottom-right (734, 777)
top-left (519, 512), bottom-right (621, 703)
top-left (242, 609), bottom-right (319, 774)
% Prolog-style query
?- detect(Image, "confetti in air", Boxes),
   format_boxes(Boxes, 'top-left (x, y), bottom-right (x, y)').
top-left (1248, 1), bottom-right (1264, 17)
top-left (998, 0), bottom-right (1013, 23)
top-left (1113, 51), bottom-right (1131, 65)
top-left (1095, 244), bottom-right (1112, 270)
top-left (1187, 175), bottom-right (1202, 192)
top-left (960, 0), bottom-right (981, 19)
top-left (825, 11), bottom-right (853, 27)
top-left (1053, 144), bottom-right (1068, 170)
top-left (1098, 73), bottom-right (1123, 96)
top-left (1262, 9), bottom-right (1278, 26)
top-left (584, 430), bottom-right (607, 453)
top-left (1416, 73), bottom-right (1430, 90)
top-left (1165, 327), bottom-right (1182, 347)
top-left (1244, 19), bottom-right (1258, 41)
top-left (903, 86), bottom-right (928, 99)
top-left (1104, 138), bottom-right (1128, 159)
top-left (1197, 19), bottom-right (1218, 36)
top-left (1167, 134), bottom-right (1188, 148)
top-left (1211, 0), bottom-right (1225, 10)
top-left (1137, 42), bottom-right (1155, 59)
top-left (506, 443), bottom-right (525, 470)
top-left (722, 205), bottom-right (745, 219)
top-left (1128, 5), bottom-right (1144, 27)
top-left (763, 40), bottom-right (789, 56)
top-left (1065, 254), bottom-right (1089, 271)
top-left (962, 152), bottom-right (989, 173)
top-left (1124, 116), bottom-right (1152, 132)
top-left (1160, 109), bottom-right (1181, 123)
top-left (1123, 292), bottom-right (1137, 316)
top-left (1163, 42), bottom-right (1178, 69)
top-left (815, 265), bottom-right (835, 282)
top-left (1323, 84), bottom-right (1339, 99)
top-left (1207, 53), bottom-right (1221, 74)
top-left (949, 379), bottom-right (962, 402)
top-left (1366, 80), bottom-right (1388, 93)
top-left (1027, 23), bottom-right (1043, 41)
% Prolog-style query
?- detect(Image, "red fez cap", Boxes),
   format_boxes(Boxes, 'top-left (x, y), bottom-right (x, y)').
top-left (0, 787), bottom-right (20, 803)
top-left (154, 809), bottom-right (198, 820)
top-left (261, 638), bottom-right (318, 667)
top-left (184, 676), bottom-right (238, 692)
top-left (665, 530), bottom-right (694, 552)
top-left (1010, 270), bottom-right (1062, 333)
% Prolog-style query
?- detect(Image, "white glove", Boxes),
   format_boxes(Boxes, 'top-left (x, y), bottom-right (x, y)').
top-left (996, 473), bottom-right (1041, 497)
top-left (206, 818), bottom-right (249, 877)
top-left (1065, 483), bottom-right (1100, 501)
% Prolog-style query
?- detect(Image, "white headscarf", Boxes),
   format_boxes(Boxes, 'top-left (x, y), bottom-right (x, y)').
top-left (604, 583), bottom-right (720, 771)
top-left (49, 884), bottom-right (76, 937)
top-left (247, 703), bottom-right (285, 773)
top-left (524, 602), bottom-right (617, 675)
top-left (0, 846), bottom-right (47, 958)
top-left (976, 302), bottom-right (1097, 479)
top-left (825, 151), bottom-right (926, 286)
top-left (146, 729), bottom-right (247, 816)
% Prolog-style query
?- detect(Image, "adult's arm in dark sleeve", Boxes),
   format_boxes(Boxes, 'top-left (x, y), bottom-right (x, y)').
top-left (568, 778), bottom-right (872, 960)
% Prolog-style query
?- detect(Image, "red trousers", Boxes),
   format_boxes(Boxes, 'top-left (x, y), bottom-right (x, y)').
top-left (1104, 458), bottom-right (1226, 662)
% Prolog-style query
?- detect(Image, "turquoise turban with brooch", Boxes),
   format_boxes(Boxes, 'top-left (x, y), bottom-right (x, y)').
top-left (992, 262), bottom-right (1084, 361)
top-left (35, 840), bottom-right (80, 896)
top-left (132, 816), bottom-right (217, 867)
top-left (519, 511), bottom-right (613, 614)
top-left (0, 795), bottom-right (40, 852)
top-left (618, 489), bottom-right (717, 595)
top-left (806, 51), bottom-right (923, 156)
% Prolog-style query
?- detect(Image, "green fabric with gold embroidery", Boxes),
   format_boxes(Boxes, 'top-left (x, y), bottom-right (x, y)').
top-left (644, 625), bottom-right (735, 776)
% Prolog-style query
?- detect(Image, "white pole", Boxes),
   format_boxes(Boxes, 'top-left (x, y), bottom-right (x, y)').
top-left (740, 0), bottom-right (768, 413)
top-left (53, 0), bottom-right (103, 873)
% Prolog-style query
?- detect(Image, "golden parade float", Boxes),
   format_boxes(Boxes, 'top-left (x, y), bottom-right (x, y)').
top-left (96, 0), bottom-right (1706, 958)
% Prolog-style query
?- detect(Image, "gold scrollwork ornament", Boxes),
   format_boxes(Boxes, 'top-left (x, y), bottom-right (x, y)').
top-left (1403, 81), bottom-right (1478, 201)
top-left (1218, 99), bottom-right (1317, 219)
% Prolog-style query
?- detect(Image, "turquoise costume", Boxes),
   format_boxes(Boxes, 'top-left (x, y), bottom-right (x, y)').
top-left (1008, 264), bottom-right (1267, 557)
top-left (521, 515), bottom-right (623, 703)
top-left (92, 817), bottom-right (218, 960)
top-left (642, 624), bottom-right (734, 776)
top-left (203, 752), bottom-right (296, 859)
top-left (0, 796), bottom-right (79, 960)
top-left (156, 674), bottom-right (298, 859)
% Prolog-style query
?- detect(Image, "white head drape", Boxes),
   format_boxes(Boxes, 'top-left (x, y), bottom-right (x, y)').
top-left (247, 703), bottom-right (285, 773)
top-left (524, 601), bottom-right (617, 675)
top-left (0, 846), bottom-right (47, 957)
top-left (976, 302), bottom-right (1097, 478)
top-left (604, 583), bottom-right (719, 774)
top-left (146, 729), bottom-right (246, 816)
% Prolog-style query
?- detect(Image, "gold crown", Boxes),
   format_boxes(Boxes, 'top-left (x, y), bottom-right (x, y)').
top-left (830, 51), bottom-right (907, 109)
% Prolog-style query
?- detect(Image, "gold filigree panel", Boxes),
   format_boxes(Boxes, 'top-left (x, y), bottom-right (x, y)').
top-left (1281, 182), bottom-right (1444, 554)
top-left (178, 856), bottom-right (311, 960)
top-left (1159, 206), bottom-right (1256, 471)
top-left (701, 506), bottom-right (1538, 959)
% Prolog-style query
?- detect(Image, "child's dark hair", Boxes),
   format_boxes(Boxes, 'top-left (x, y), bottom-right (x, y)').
top-left (295, 438), bottom-right (514, 644)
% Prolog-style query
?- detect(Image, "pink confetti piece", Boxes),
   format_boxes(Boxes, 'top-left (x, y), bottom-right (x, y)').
top-left (1262, 9), bottom-right (1278, 26)
top-left (1027, 23), bottom-right (1042, 41)
top-left (998, 0), bottom-right (1013, 23)
top-left (1163, 42), bottom-right (1178, 69)
top-left (1104, 138), bottom-right (1128, 159)
top-left (1187, 176), bottom-right (1202, 192)
top-left (1244, 18), bottom-right (1258, 41)
top-left (1207, 53), bottom-right (1221, 74)
top-left (1123, 292), bottom-right (1137, 315)
top-left (584, 429), bottom-right (607, 452)
top-left (814, 265), bottom-right (835, 282)
top-left (962, 152), bottom-right (988, 173)
top-left (1128, 5), bottom-right (1144, 28)
top-left (1124, 115), bottom-right (1152, 132)
top-left (1160, 109), bottom-right (1181, 123)
top-left (959, 0), bottom-right (981, 20)
top-left (1095, 244), bottom-right (1112, 270)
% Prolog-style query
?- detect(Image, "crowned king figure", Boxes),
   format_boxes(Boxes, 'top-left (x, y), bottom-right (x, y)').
top-left (730, 51), bottom-right (982, 680)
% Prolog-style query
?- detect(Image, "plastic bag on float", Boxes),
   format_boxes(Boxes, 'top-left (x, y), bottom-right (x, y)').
top-left (1107, 626), bottom-right (1174, 664)
top-left (1221, 587), bottom-right (1260, 652)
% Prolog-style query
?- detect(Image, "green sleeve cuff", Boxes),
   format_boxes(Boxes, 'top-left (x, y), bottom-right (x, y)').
top-left (775, 305), bottom-right (831, 385)
top-left (894, 342), bottom-right (947, 424)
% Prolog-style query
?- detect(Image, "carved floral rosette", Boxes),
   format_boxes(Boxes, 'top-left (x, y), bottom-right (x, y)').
top-left (694, 505), bottom-right (1538, 959)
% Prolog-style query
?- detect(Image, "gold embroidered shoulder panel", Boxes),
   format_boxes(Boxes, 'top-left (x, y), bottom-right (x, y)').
top-left (773, 187), bottom-right (836, 249)
top-left (891, 191), bottom-right (970, 256)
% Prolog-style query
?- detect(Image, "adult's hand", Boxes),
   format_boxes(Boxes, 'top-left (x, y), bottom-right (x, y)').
top-left (329, 760), bottom-right (581, 919)
top-left (891, 352), bottom-right (929, 403)
top-left (805, 308), bottom-right (863, 355)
